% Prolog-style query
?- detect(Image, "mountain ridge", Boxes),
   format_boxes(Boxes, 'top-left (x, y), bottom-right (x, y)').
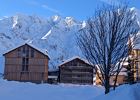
top-left (0, 14), bottom-right (84, 72)
top-left (0, 7), bottom-right (139, 72)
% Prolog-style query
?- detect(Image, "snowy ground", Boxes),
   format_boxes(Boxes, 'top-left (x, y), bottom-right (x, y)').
top-left (0, 79), bottom-right (140, 100)
top-left (0, 79), bottom-right (103, 100)
top-left (94, 83), bottom-right (140, 100)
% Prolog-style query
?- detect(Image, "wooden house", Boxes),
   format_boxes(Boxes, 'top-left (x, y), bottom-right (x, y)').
top-left (130, 49), bottom-right (140, 82)
top-left (59, 56), bottom-right (94, 85)
top-left (95, 67), bottom-right (127, 86)
top-left (3, 43), bottom-right (50, 83)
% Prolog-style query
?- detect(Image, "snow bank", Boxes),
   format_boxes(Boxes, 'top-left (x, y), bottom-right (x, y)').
top-left (0, 79), bottom-right (103, 100)
top-left (94, 84), bottom-right (140, 100)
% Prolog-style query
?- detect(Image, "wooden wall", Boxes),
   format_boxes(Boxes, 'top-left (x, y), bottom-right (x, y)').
top-left (4, 44), bottom-right (49, 83)
top-left (95, 73), bottom-right (126, 86)
top-left (130, 49), bottom-right (140, 81)
top-left (59, 58), bottom-right (94, 85)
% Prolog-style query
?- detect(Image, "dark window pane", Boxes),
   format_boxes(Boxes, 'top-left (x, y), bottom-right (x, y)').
top-left (26, 58), bottom-right (29, 65)
top-left (25, 65), bottom-right (28, 71)
top-left (26, 46), bottom-right (29, 57)
top-left (22, 65), bottom-right (25, 71)
top-left (22, 58), bottom-right (29, 71)
top-left (23, 46), bottom-right (25, 53)
top-left (31, 49), bottom-right (34, 58)
top-left (22, 46), bottom-right (26, 57)
top-left (22, 58), bottom-right (26, 65)
top-left (22, 58), bottom-right (25, 71)
top-left (17, 48), bottom-right (21, 57)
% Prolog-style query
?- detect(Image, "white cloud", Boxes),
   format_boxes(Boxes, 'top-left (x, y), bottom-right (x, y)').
top-left (42, 4), bottom-right (61, 14)
top-left (28, 1), bottom-right (61, 15)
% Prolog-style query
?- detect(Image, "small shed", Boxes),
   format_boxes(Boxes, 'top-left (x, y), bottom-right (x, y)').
top-left (59, 56), bottom-right (94, 85)
top-left (3, 43), bottom-right (50, 83)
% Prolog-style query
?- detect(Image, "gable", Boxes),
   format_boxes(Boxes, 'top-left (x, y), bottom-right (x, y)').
top-left (60, 58), bottom-right (93, 67)
top-left (3, 44), bottom-right (49, 59)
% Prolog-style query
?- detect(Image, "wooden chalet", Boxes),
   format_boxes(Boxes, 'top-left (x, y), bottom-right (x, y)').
top-left (3, 43), bottom-right (50, 83)
top-left (95, 67), bottom-right (127, 86)
top-left (95, 49), bottom-right (140, 86)
top-left (59, 56), bottom-right (94, 85)
top-left (130, 49), bottom-right (140, 82)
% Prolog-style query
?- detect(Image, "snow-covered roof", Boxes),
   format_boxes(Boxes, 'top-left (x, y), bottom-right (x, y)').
top-left (59, 56), bottom-right (93, 67)
top-left (3, 43), bottom-right (50, 59)
top-left (96, 64), bottom-right (127, 76)
top-left (123, 62), bottom-right (129, 66)
top-left (119, 68), bottom-right (127, 76)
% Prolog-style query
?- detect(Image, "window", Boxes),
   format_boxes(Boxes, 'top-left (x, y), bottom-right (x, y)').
top-left (17, 48), bottom-right (21, 57)
top-left (22, 58), bottom-right (26, 71)
top-left (22, 46), bottom-right (26, 57)
top-left (26, 58), bottom-right (29, 64)
top-left (22, 57), bottom-right (29, 71)
top-left (21, 46), bottom-right (30, 57)
top-left (31, 49), bottom-right (34, 58)
top-left (23, 46), bottom-right (25, 53)
top-left (25, 65), bottom-right (28, 71)
top-left (26, 46), bottom-right (29, 57)
top-left (21, 45), bottom-right (30, 71)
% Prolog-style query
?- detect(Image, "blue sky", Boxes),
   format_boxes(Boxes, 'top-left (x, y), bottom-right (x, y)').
top-left (0, 0), bottom-right (140, 20)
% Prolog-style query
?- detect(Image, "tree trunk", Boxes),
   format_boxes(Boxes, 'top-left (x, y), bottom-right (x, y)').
top-left (113, 70), bottom-right (120, 90)
top-left (105, 76), bottom-right (110, 94)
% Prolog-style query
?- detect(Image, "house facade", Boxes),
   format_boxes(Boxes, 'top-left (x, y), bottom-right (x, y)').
top-left (130, 49), bottom-right (140, 81)
top-left (59, 56), bottom-right (94, 85)
top-left (95, 67), bottom-right (127, 86)
top-left (3, 43), bottom-right (49, 83)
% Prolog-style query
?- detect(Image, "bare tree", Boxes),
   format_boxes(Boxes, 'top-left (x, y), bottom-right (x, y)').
top-left (77, 5), bottom-right (139, 94)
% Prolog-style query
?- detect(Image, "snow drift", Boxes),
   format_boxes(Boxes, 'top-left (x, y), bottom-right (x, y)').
top-left (94, 83), bottom-right (140, 100)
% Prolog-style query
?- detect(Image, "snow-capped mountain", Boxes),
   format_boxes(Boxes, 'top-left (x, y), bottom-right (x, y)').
top-left (0, 14), bottom-right (85, 72)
